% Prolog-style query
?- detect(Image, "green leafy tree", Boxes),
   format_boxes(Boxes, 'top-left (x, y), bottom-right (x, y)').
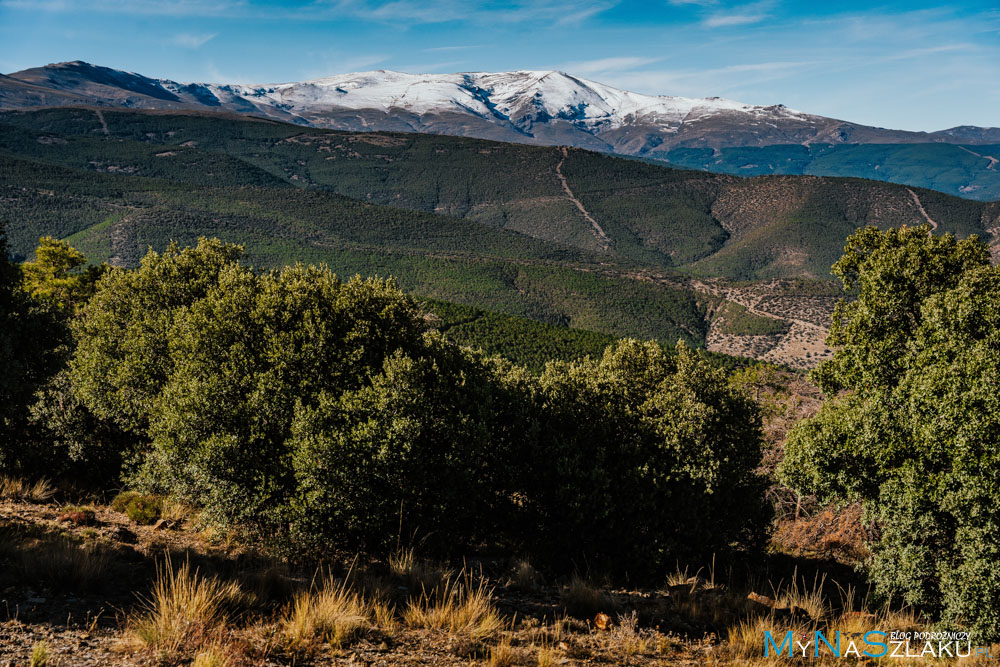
top-left (531, 339), bottom-right (769, 575)
top-left (20, 236), bottom-right (105, 313)
top-left (0, 224), bottom-right (66, 470)
top-left (779, 225), bottom-right (1000, 639)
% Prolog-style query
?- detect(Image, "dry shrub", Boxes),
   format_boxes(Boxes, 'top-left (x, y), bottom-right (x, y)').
top-left (130, 556), bottom-right (248, 660)
top-left (509, 559), bottom-right (542, 592)
top-left (772, 503), bottom-right (868, 562)
top-left (607, 610), bottom-right (655, 657)
top-left (560, 576), bottom-right (614, 619)
top-left (403, 573), bottom-right (503, 641)
top-left (1, 477), bottom-right (55, 502)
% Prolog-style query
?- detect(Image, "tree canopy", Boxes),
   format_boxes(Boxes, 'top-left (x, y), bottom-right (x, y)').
top-left (780, 224), bottom-right (1000, 640)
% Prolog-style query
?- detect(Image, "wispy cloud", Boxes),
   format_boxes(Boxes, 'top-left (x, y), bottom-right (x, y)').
top-left (885, 43), bottom-right (974, 61)
top-left (300, 0), bottom-right (617, 26)
top-left (422, 45), bottom-right (479, 52)
top-left (703, 1), bottom-right (773, 28)
top-left (171, 32), bottom-right (217, 49)
top-left (1, 0), bottom-right (244, 16)
top-left (560, 56), bottom-right (662, 75)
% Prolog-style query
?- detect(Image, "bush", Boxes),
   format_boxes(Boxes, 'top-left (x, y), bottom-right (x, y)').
top-left (70, 239), bottom-right (768, 578)
top-left (527, 340), bottom-right (770, 575)
top-left (0, 224), bottom-right (67, 474)
top-left (112, 491), bottom-right (163, 525)
top-left (779, 226), bottom-right (1000, 640)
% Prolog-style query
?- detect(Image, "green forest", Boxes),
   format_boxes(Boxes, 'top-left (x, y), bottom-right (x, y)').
top-left (6, 224), bottom-right (1000, 644)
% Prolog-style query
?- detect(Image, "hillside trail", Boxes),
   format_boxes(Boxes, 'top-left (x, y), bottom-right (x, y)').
top-left (958, 145), bottom-right (998, 170)
top-left (555, 146), bottom-right (612, 250)
top-left (94, 109), bottom-right (109, 135)
top-left (906, 188), bottom-right (938, 231)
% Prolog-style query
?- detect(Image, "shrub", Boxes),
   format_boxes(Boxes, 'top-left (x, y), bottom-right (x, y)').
top-left (112, 491), bottom-right (163, 525)
top-left (528, 340), bottom-right (770, 574)
top-left (779, 226), bottom-right (1000, 640)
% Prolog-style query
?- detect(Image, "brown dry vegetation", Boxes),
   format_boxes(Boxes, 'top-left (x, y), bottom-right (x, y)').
top-left (0, 483), bottom-right (947, 666)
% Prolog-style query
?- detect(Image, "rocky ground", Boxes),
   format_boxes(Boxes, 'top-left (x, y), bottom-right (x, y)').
top-left (0, 489), bottom-right (877, 666)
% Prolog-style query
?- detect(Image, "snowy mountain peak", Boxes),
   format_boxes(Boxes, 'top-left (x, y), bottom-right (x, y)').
top-left (190, 69), bottom-right (808, 132)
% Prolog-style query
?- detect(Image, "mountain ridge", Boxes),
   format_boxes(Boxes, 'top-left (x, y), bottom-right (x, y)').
top-left (3, 61), bottom-right (998, 151)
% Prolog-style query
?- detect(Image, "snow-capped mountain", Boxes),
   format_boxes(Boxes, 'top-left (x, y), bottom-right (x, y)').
top-left (3, 61), bottom-right (998, 155)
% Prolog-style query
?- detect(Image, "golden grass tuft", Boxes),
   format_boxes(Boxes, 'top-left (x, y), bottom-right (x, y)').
top-left (29, 640), bottom-right (50, 667)
top-left (488, 637), bottom-right (522, 667)
top-left (191, 645), bottom-right (234, 667)
top-left (1, 477), bottom-right (55, 502)
top-left (130, 556), bottom-right (248, 659)
top-left (281, 572), bottom-right (396, 657)
top-left (390, 546), bottom-right (448, 593)
top-left (403, 573), bottom-right (504, 641)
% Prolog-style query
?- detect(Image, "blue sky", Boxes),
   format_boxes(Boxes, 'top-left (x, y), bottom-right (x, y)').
top-left (1, 0), bottom-right (997, 131)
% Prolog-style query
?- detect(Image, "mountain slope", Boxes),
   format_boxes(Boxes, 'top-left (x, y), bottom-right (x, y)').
top-left (2, 62), bottom-right (1000, 202)
top-left (3, 107), bottom-right (997, 281)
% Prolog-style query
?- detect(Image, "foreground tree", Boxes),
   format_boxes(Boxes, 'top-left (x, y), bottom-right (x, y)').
top-left (70, 238), bottom-right (768, 573)
top-left (779, 225), bottom-right (1000, 640)
top-left (0, 225), bottom-right (65, 469)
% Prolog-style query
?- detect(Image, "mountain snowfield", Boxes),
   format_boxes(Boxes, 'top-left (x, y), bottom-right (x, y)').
top-left (177, 69), bottom-right (808, 132)
top-left (2, 61), bottom-right (999, 161)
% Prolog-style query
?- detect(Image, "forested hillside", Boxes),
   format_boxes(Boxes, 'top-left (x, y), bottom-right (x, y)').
top-left (3, 108), bottom-right (996, 281)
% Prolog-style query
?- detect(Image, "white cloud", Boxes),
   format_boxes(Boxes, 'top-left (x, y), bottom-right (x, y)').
top-left (422, 45), bottom-right (479, 52)
top-left (1, 0), bottom-right (244, 16)
top-left (171, 32), bottom-right (217, 49)
top-left (885, 43), bottom-right (974, 61)
top-left (560, 56), bottom-right (663, 76)
top-left (702, 1), bottom-right (773, 28)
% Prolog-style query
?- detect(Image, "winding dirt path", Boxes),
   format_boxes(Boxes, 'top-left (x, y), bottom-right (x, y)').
top-left (906, 188), bottom-right (938, 231)
top-left (556, 146), bottom-right (612, 250)
top-left (958, 145), bottom-right (998, 170)
top-left (94, 109), bottom-right (109, 136)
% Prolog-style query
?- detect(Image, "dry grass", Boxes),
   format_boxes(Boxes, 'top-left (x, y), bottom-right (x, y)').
top-left (607, 610), bottom-right (654, 656)
top-left (20, 536), bottom-right (112, 592)
top-left (390, 546), bottom-right (448, 593)
top-left (561, 576), bottom-right (615, 619)
top-left (488, 638), bottom-right (522, 666)
top-left (29, 641), bottom-right (50, 667)
top-left (403, 573), bottom-right (504, 641)
top-left (190, 645), bottom-right (234, 667)
top-left (774, 568), bottom-right (829, 621)
top-left (1, 477), bottom-right (55, 502)
top-left (130, 556), bottom-right (248, 660)
top-left (509, 559), bottom-right (542, 592)
top-left (282, 575), bottom-right (387, 656)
